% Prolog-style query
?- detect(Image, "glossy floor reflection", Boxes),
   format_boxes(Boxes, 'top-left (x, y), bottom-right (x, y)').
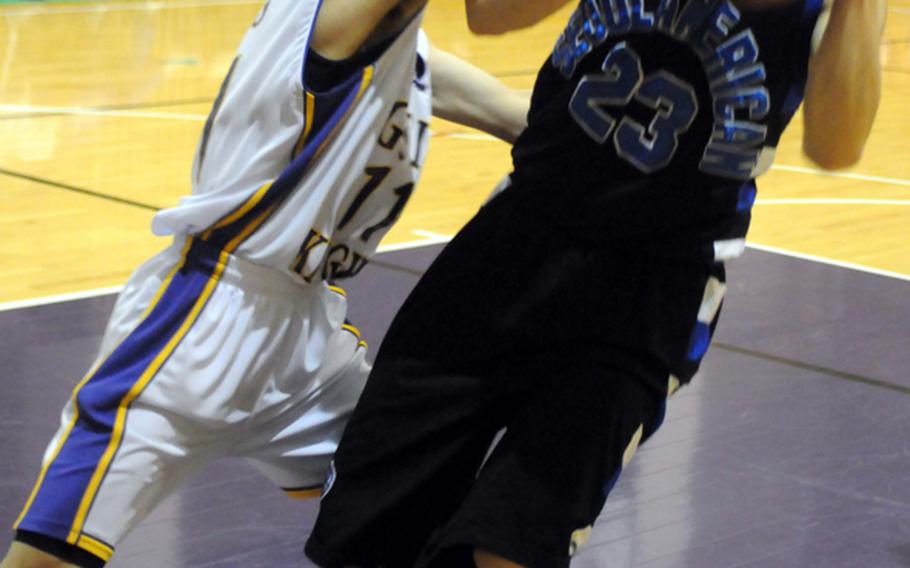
top-left (1, 244), bottom-right (908, 567)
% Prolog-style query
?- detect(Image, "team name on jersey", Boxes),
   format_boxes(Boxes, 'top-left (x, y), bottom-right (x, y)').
top-left (290, 100), bottom-right (430, 284)
top-left (553, 0), bottom-right (771, 179)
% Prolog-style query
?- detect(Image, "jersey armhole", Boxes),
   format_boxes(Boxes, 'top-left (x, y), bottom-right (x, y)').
top-left (303, 12), bottom-right (412, 93)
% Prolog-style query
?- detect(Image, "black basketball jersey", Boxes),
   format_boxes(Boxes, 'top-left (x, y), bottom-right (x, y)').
top-left (511, 0), bottom-right (824, 256)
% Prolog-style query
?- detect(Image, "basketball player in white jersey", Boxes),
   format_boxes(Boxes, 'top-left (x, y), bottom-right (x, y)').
top-left (1, 1), bottom-right (533, 567)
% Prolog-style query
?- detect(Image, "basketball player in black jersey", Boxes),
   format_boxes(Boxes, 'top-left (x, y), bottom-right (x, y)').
top-left (0, 2), bottom-right (532, 568)
top-left (306, 0), bottom-right (886, 567)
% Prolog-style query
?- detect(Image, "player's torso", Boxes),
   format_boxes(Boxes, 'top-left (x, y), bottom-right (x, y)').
top-left (152, 0), bottom-right (432, 285)
top-left (512, 0), bottom-right (823, 248)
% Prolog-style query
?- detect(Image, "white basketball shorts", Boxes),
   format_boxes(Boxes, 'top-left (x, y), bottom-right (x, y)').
top-left (13, 236), bottom-right (369, 562)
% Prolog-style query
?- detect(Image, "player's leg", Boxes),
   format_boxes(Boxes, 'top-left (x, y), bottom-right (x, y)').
top-left (416, 361), bottom-right (669, 568)
top-left (4, 239), bottom-right (246, 567)
top-left (414, 241), bottom-right (723, 567)
top-left (303, 191), bottom-right (548, 567)
top-left (304, 353), bottom-right (511, 567)
top-left (6, 405), bottom-right (220, 568)
top-left (2, 245), bottom-right (176, 567)
top-left (239, 321), bottom-right (371, 500)
top-left (1, 541), bottom-right (82, 568)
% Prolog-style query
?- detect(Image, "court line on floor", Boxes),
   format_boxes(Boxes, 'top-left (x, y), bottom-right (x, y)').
top-left (769, 164), bottom-right (910, 189)
top-left (2, 236), bottom-right (908, 400)
top-left (745, 242), bottom-right (910, 283)
top-left (438, 133), bottom-right (910, 190)
top-left (0, 0), bottom-right (259, 17)
top-left (3, 227), bottom-right (908, 314)
top-left (0, 98), bottom-right (213, 121)
top-left (0, 286), bottom-right (127, 312)
top-left (0, 106), bottom-right (207, 121)
top-left (714, 342), bottom-right (910, 397)
top-left (0, 235), bottom-right (449, 313)
top-left (756, 198), bottom-right (910, 206)
top-left (0, 167), bottom-right (162, 211)
top-left (1, 114), bottom-right (906, 192)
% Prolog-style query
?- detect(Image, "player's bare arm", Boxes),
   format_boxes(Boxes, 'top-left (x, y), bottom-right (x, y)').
top-left (310, 0), bottom-right (427, 59)
top-left (464, 0), bottom-right (573, 35)
top-left (429, 45), bottom-right (529, 144)
top-left (802, 0), bottom-right (887, 169)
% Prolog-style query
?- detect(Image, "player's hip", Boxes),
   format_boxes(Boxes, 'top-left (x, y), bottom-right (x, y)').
top-left (99, 236), bottom-right (358, 420)
top-left (380, 187), bottom-right (725, 383)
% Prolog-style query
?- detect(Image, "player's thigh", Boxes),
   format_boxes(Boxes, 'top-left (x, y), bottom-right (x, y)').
top-left (241, 328), bottom-right (370, 496)
top-left (421, 369), bottom-right (665, 568)
top-left (15, 400), bottom-right (221, 563)
top-left (2, 541), bottom-right (81, 568)
top-left (306, 356), bottom-right (508, 567)
top-left (80, 407), bottom-right (222, 549)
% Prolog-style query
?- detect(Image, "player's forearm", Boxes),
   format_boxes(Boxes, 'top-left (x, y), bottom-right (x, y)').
top-left (429, 46), bottom-right (529, 143)
top-left (802, 0), bottom-right (886, 170)
top-left (464, 0), bottom-right (573, 35)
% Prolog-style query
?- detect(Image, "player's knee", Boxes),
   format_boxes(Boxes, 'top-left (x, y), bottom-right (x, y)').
top-left (2, 541), bottom-right (79, 568)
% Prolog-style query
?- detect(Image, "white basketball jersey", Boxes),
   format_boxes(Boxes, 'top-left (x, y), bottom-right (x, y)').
top-left (152, 0), bottom-right (432, 284)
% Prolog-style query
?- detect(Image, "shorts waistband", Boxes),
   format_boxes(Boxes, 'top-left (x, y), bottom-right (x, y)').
top-left (168, 236), bottom-right (341, 302)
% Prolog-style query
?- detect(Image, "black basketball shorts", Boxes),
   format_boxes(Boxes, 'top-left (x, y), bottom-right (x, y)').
top-left (306, 186), bottom-right (724, 567)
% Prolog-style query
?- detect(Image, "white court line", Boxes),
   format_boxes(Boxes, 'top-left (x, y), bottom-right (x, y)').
top-left (2, 234), bottom-right (907, 312)
top-left (441, 133), bottom-right (910, 190)
top-left (756, 198), bottom-right (910, 206)
top-left (378, 231), bottom-right (452, 252)
top-left (0, 285), bottom-right (125, 312)
top-left (410, 229), bottom-right (453, 241)
top-left (2, 131), bottom-right (908, 311)
top-left (449, 132), bottom-right (910, 190)
top-left (0, 0), bottom-right (259, 17)
top-left (770, 164), bottom-right (910, 189)
top-left (746, 243), bottom-right (910, 283)
top-left (0, 118), bottom-right (898, 196)
top-left (0, 235), bottom-right (451, 313)
top-left (0, 105), bottom-right (207, 121)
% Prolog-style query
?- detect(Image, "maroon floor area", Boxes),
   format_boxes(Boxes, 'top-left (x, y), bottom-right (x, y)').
top-left (1, 246), bottom-right (908, 567)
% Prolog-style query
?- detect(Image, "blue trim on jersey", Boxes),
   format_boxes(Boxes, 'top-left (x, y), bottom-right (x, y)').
top-left (307, 74), bottom-right (366, 148)
top-left (16, 255), bottom-right (217, 542)
top-left (781, 84), bottom-right (805, 121)
top-left (649, 399), bottom-right (668, 439)
top-left (686, 322), bottom-right (712, 362)
top-left (736, 180), bottom-right (757, 212)
top-left (802, 0), bottom-right (825, 21)
top-left (301, 0), bottom-right (326, 85)
top-left (205, 71), bottom-right (366, 251)
top-left (602, 467), bottom-right (623, 498)
top-left (780, 0), bottom-right (825, 124)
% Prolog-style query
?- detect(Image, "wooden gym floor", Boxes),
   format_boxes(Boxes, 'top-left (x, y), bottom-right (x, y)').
top-left (0, 0), bottom-right (908, 305)
top-left (0, 1), bottom-right (909, 567)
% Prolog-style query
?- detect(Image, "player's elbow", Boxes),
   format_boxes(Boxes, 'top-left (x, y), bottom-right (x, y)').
top-left (803, 145), bottom-right (863, 170)
top-left (804, 148), bottom-right (862, 171)
top-left (803, 138), bottom-right (865, 171)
